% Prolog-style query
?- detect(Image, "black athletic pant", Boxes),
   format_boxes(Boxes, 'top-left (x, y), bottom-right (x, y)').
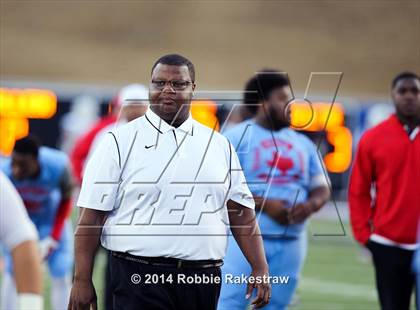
top-left (367, 240), bottom-right (416, 310)
top-left (108, 252), bottom-right (221, 310)
top-left (105, 255), bottom-right (113, 310)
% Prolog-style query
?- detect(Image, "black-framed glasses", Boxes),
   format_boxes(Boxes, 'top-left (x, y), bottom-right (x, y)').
top-left (151, 80), bottom-right (193, 91)
top-left (397, 87), bottom-right (419, 95)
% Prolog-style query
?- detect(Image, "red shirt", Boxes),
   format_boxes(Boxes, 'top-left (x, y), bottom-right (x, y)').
top-left (349, 114), bottom-right (420, 245)
top-left (70, 115), bottom-right (117, 184)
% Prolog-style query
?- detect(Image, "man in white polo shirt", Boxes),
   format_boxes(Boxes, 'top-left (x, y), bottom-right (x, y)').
top-left (68, 54), bottom-right (270, 310)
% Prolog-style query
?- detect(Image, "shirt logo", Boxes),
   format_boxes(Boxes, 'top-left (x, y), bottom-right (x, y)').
top-left (145, 144), bottom-right (155, 149)
top-left (255, 138), bottom-right (304, 184)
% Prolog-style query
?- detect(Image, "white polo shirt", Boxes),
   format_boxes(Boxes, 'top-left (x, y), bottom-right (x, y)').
top-left (0, 171), bottom-right (38, 250)
top-left (77, 108), bottom-right (254, 260)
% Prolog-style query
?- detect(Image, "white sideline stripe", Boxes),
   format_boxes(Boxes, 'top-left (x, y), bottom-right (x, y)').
top-left (299, 277), bottom-right (377, 301)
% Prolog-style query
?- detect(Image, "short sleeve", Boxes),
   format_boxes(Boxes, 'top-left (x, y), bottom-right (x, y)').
top-left (77, 132), bottom-right (121, 211)
top-left (306, 139), bottom-right (329, 190)
top-left (223, 126), bottom-right (240, 150)
top-left (0, 172), bottom-right (38, 250)
top-left (227, 142), bottom-right (255, 209)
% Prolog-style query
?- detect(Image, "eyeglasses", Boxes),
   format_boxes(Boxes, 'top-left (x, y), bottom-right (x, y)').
top-left (397, 87), bottom-right (419, 95)
top-left (151, 80), bottom-right (193, 91)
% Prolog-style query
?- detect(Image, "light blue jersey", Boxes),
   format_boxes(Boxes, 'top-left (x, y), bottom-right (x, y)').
top-left (224, 119), bottom-right (324, 238)
top-left (219, 119), bottom-right (325, 310)
top-left (2, 147), bottom-right (67, 232)
top-left (1, 147), bottom-right (73, 277)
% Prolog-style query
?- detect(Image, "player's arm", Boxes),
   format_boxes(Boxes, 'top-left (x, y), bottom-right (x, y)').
top-left (40, 164), bottom-right (74, 259)
top-left (53, 164), bottom-right (74, 240)
top-left (287, 137), bottom-right (331, 224)
top-left (307, 184), bottom-right (330, 213)
top-left (12, 240), bottom-right (44, 309)
top-left (0, 172), bottom-right (44, 309)
top-left (288, 184), bottom-right (330, 224)
top-left (348, 135), bottom-right (374, 245)
top-left (253, 196), bottom-right (291, 225)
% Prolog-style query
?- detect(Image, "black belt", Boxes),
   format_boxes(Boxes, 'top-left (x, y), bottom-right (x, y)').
top-left (111, 251), bottom-right (223, 269)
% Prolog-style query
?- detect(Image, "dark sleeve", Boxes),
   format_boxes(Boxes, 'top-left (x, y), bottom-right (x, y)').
top-left (59, 164), bottom-right (74, 201)
top-left (348, 133), bottom-right (374, 245)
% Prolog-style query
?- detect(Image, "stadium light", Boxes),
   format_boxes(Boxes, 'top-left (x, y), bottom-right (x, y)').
top-left (0, 88), bottom-right (57, 155)
top-left (291, 102), bottom-right (352, 173)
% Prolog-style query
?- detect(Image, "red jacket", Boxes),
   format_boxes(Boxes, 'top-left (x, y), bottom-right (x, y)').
top-left (349, 114), bottom-right (420, 245)
top-left (70, 115), bottom-right (117, 184)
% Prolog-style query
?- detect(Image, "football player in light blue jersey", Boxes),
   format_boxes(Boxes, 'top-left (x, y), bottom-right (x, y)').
top-left (218, 70), bottom-right (330, 310)
top-left (1, 135), bottom-right (74, 310)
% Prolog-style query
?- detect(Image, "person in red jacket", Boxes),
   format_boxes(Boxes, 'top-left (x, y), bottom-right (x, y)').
top-left (349, 71), bottom-right (420, 310)
top-left (70, 84), bottom-right (149, 185)
top-left (70, 99), bottom-right (118, 185)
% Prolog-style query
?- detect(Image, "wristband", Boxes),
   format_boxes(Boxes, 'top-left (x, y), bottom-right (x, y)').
top-left (18, 293), bottom-right (43, 310)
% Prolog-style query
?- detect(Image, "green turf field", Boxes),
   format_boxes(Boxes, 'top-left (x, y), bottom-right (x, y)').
top-left (4, 218), bottom-right (417, 309)
top-left (296, 219), bottom-right (379, 310)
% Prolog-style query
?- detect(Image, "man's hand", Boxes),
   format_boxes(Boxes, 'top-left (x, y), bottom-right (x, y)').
top-left (246, 267), bottom-right (271, 309)
top-left (288, 186), bottom-right (330, 225)
top-left (288, 201), bottom-right (313, 224)
top-left (69, 208), bottom-right (107, 310)
top-left (38, 236), bottom-right (58, 260)
top-left (267, 204), bottom-right (291, 226)
top-left (254, 197), bottom-right (291, 226)
top-left (68, 279), bottom-right (97, 310)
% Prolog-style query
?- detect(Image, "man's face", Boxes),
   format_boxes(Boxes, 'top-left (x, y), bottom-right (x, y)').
top-left (149, 64), bottom-right (195, 123)
top-left (392, 78), bottom-right (420, 119)
top-left (11, 152), bottom-right (38, 180)
top-left (265, 86), bottom-right (293, 126)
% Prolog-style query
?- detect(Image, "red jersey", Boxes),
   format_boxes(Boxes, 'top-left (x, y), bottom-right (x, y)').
top-left (349, 114), bottom-right (420, 245)
top-left (70, 115), bottom-right (117, 184)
